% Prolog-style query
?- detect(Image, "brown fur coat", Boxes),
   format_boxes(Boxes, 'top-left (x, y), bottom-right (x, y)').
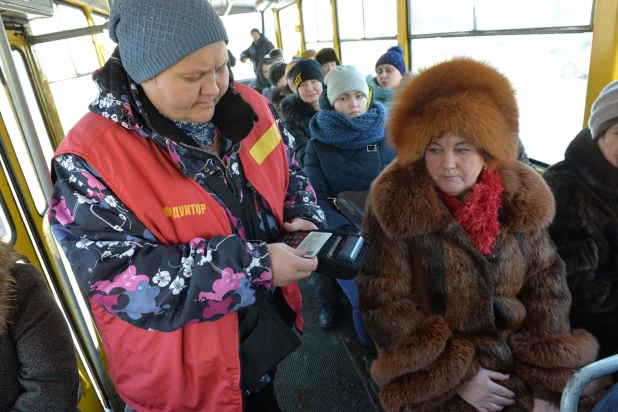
top-left (357, 161), bottom-right (611, 412)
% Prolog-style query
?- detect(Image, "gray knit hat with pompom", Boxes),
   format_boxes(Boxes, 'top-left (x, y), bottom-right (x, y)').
top-left (109, 0), bottom-right (228, 83)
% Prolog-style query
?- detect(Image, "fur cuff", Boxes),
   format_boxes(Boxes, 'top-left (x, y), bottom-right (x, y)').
top-left (510, 329), bottom-right (598, 369)
top-left (516, 362), bottom-right (610, 397)
top-left (379, 338), bottom-right (477, 412)
top-left (371, 316), bottom-right (452, 386)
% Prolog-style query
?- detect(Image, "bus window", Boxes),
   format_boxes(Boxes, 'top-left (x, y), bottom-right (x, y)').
top-left (340, 40), bottom-right (397, 76)
top-left (262, 6), bottom-right (277, 53)
top-left (302, 0), bottom-right (334, 52)
top-left (92, 13), bottom-right (116, 62)
top-left (221, 12), bottom-right (263, 80)
top-left (279, 4), bottom-right (302, 60)
top-left (409, 0), bottom-right (474, 35)
top-left (0, 72), bottom-right (47, 214)
top-left (29, 4), bottom-right (101, 133)
top-left (11, 49), bottom-right (54, 168)
top-left (408, 0), bottom-right (595, 165)
top-left (337, 0), bottom-right (397, 75)
top-left (475, 0), bottom-right (594, 30)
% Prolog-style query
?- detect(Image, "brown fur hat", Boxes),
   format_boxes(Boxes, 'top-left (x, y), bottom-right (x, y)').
top-left (387, 57), bottom-right (519, 168)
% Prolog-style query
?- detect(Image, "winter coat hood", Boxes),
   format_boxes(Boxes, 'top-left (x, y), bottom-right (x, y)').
top-left (388, 57), bottom-right (519, 168)
top-left (370, 160), bottom-right (555, 240)
top-left (564, 128), bottom-right (618, 200)
top-left (367, 75), bottom-right (393, 110)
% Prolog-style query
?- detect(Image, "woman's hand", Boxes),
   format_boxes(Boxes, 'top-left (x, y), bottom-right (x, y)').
top-left (457, 368), bottom-right (517, 412)
top-left (284, 218), bottom-right (318, 232)
top-left (532, 398), bottom-right (559, 412)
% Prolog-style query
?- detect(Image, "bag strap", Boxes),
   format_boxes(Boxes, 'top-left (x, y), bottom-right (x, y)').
top-left (205, 173), bottom-right (261, 241)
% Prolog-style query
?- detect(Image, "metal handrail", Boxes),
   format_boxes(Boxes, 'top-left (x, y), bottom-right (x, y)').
top-left (561, 354), bottom-right (618, 411)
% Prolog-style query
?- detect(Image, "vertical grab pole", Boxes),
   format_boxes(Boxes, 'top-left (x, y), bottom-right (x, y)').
top-left (0, 15), bottom-right (51, 200)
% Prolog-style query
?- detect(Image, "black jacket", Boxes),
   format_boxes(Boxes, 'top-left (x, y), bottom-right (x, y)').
top-left (0, 262), bottom-right (79, 411)
top-left (544, 128), bottom-right (618, 359)
top-left (280, 93), bottom-right (317, 167)
top-left (240, 35), bottom-right (275, 74)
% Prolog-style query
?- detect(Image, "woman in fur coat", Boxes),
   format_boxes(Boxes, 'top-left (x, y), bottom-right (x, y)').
top-left (356, 57), bottom-right (612, 412)
top-left (0, 242), bottom-right (79, 410)
top-left (544, 81), bottom-right (618, 361)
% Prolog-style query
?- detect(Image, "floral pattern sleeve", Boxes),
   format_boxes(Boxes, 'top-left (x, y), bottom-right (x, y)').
top-left (49, 154), bottom-right (273, 332)
top-left (267, 101), bottom-right (325, 228)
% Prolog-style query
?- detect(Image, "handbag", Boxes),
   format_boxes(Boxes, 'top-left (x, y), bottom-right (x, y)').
top-left (205, 173), bottom-right (301, 391)
top-left (329, 190), bottom-right (370, 230)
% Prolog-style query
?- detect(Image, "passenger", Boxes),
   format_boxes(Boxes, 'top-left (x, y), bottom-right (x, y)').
top-left (306, 65), bottom-right (395, 367)
top-left (47, 0), bottom-right (324, 411)
top-left (284, 60), bottom-right (299, 94)
top-left (517, 137), bottom-right (530, 164)
top-left (356, 57), bottom-right (611, 412)
top-left (250, 56), bottom-right (274, 94)
top-left (315, 47), bottom-right (341, 76)
top-left (301, 49), bottom-right (317, 60)
top-left (240, 28), bottom-right (275, 75)
top-left (280, 59), bottom-right (324, 167)
top-left (268, 48), bottom-right (284, 62)
top-left (265, 61), bottom-right (288, 112)
top-left (367, 46), bottom-right (406, 112)
top-left (544, 80), bottom-right (618, 360)
top-left (0, 241), bottom-right (79, 411)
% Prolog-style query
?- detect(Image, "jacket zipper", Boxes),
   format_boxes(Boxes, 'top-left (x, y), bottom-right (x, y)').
top-left (178, 141), bottom-right (240, 195)
top-left (178, 141), bottom-right (248, 405)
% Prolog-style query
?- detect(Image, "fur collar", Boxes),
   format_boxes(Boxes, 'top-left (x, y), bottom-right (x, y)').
top-left (0, 256), bottom-right (17, 335)
top-left (280, 93), bottom-right (317, 126)
top-left (370, 160), bottom-right (555, 239)
top-left (565, 128), bottom-right (618, 200)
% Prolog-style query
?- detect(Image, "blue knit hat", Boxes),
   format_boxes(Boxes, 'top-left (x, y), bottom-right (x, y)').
top-left (109, 0), bottom-right (228, 84)
top-left (376, 46), bottom-right (406, 75)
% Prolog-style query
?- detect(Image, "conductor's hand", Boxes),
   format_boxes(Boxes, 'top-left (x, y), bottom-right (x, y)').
top-left (241, 57), bottom-right (247, 63)
top-left (268, 243), bottom-right (317, 287)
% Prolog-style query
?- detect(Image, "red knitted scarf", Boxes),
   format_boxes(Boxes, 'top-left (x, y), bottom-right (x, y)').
top-left (439, 168), bottom-right (504, 255)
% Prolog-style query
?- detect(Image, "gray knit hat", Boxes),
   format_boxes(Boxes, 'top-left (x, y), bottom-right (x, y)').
top-left (109, 0), bottom-right (228, 84)
top-left (325, 65), bottom-right (369, 105)
top-left (589, 80), bottom-right (618, 140)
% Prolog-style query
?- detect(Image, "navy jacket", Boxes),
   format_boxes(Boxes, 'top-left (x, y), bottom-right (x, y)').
top-left (304, 137), bottom-right (395, 232)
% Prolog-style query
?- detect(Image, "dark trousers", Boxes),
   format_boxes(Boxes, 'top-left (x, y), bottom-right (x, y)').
top-left (244, 377), bottom-right (281, 412)
top-left (313, 272), bottom-right (343, 308)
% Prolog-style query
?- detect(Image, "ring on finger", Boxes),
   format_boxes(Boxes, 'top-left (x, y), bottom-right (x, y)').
top-left (488, 403), bottom-right (494, 411)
